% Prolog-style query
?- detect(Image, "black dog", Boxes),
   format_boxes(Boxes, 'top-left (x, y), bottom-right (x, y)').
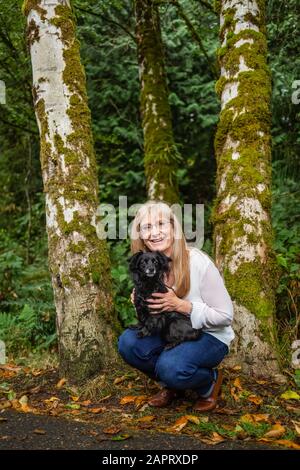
top-left (128, 250), bottom-right (202, 350)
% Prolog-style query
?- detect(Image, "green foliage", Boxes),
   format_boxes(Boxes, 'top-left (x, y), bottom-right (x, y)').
top-left (0, 229), bottom-right (56, 355)
top-left (0, 0), bottom-right (298, 360)
top-left (272, 162), bottom-right (300, 324)
top-left (108, 238), bottom-right (138, 328)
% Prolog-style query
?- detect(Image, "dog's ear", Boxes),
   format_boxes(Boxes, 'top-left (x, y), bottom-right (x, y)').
top-left (128, 250), bottom-right (144, 272)
top-left (156, 251), bottom-right (172, 271)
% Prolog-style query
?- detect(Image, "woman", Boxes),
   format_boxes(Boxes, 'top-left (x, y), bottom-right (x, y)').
top-left (118, 200), bottom-right (235, 411)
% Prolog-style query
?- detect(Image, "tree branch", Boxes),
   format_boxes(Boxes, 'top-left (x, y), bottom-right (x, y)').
top-left (155, 0), bottom-right (218, 79)
top-left (73, 4), bottom-right (136, 43)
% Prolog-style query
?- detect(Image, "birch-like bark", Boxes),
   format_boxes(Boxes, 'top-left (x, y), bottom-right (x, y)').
top-left (135, 0), bottom-right (181, 204)
top-left (212, 0), bottom-right (285, 381)
top-left (23, 0), bottom-right (122, 382)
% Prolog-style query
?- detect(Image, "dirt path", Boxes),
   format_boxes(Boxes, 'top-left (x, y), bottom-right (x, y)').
top-left (0, 409), bottom-right (284, 450)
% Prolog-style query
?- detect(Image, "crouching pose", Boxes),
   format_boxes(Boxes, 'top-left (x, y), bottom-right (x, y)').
top-left (118, 200), bottom-right (235, 411)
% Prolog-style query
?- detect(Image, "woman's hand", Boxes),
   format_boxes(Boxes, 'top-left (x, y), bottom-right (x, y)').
top-left (146, 287), bottom-right (192, 315)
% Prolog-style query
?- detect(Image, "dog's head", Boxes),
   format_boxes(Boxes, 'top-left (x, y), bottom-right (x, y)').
top-left (128, 250), bottom-right (172, 279)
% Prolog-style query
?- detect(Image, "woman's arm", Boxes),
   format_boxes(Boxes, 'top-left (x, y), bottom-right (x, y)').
top-left (189, 262), bottom-right (234, 329)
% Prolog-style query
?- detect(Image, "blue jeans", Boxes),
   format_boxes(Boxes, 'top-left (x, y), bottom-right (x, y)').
top-left (117, 328), bottom-right (229, 396)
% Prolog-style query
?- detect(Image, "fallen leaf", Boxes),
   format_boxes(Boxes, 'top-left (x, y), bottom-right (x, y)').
top-left (0, 401), bottom-right (11, 410)
top-left (291, 420), bottom-right (300, 435)
top-left (199, 432), bottom-right (226, 445)
top-left (88, 407), bottom-right (106, 414)
top-left (103, 426), bottom-right (122, 435)
top-left (33, 429), bottom-right (46, 435)
top-left (19, 395), bottom-right (28, 406)
top-left (167, 416), bottom-right (188, 432)
top-left (185, 415), bottom-right (201, 425)
top-left (56, 378), bottom-right (67, 389)
top-left (259, 438), bottom-right (300, 450)
top-left (71, 396), bottom-right (80, 402)
top-left (273, 439), bottom-right (300, 450)
top-left (233, 378), bottom-right (242, 389)
top-left (280, 390), bottom-right (300, 400)
top-left (31, 369), bottom-right (43, 377)
top-left (263, 423), bottom-right (285, 439)
top-left (80, 400), bottom-right (91, 406)
top-left (137, 415), bottom-right (155, 423)
top-left (120, 396), bottom-right (137, 405)
top-left (240, 413), bottom-right (269, 424)
top-left (114, 375), bottom-right (128, 385)
top-left (45, 396), bottom-right (60, 403)
top-left (248, 394), bottom-right (263, 405)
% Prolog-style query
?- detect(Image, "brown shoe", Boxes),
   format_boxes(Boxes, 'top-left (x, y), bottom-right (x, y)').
top-left (148, 388), bottom-right (182, 407)
top-left (193, 369), bottom-right (223, 412)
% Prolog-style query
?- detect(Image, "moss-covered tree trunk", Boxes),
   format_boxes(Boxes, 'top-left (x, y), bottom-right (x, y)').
top-left (23, 0), bottom-right (122, 383)
top-left (135, 0), bottom-right (182, 204)
top-left (211, 0), bottom-right (284, 380)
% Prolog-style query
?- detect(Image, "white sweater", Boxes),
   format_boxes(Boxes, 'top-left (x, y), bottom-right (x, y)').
top-left (174, 247), bottom-right (235, 349)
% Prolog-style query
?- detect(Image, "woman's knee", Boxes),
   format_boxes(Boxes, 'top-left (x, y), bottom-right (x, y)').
top-left (155, 356), bottom-right (194, 389)
top-left (117, 328), bottom-right (137, 361)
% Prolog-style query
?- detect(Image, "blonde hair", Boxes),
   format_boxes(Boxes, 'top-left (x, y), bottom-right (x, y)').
top-left (130, 200), bottom-right (190, 298)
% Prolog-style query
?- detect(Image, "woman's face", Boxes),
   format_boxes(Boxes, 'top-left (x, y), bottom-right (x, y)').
top-left (139, 212), bottom-right (174, 256)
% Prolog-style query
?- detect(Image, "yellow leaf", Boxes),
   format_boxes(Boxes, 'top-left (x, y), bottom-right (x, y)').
top-left (167, 416), bottom-right (188, 432)
top-left (240, 413), bottom-right (269, 424)
top-left (280, 390), bottom-right (300, 400)
top-left (80, 400), bottom-right (92, 406)
top-left (291, 420), bottom-right (300, 436)
top-left (88, 407), bottom-right (105, 414)
top-left (263, 423), bottom-right (285, 439)
top-left (114, 375), bottom-right (127, 385)
top-left (233, 377), bottom-right (242, 389)
top-left (44, 396), bottom-right (60, 405)
top-left (200, 432), bottom-right (226, 445)
top-left (71, 396), bottom-right (80, 402)
top-left (120, 396), bottom-right (138, 405)
top-left (134, 395), bottom-right (148, 407)
top-left (259, 438), bottom-right (300, 450)
top-left (137, 415), bottom-right (155, 423)
top-left (185, 415), bottom-right (200, 425)
top-left (273, 439), bottom-right (300, 450)
top-left (248, 394), bottom-right (263, 405)
top-left (33, 429), bottom-right (46, 435)
top-left (56, 378), bottom-right (67, 389)
top-left (19, 395), bottom-right (28, 406)
top-left (103, 426), bottom-right (122, 435)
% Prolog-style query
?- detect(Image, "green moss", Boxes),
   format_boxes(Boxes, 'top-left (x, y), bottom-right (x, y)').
top-left (136, 0), bottom-right (181, 205)
top-left (212, 0), bottom-right (278, 343)
top-left (22, 0), bottom-right (46, 19)
top-left (26, 3), bottom-right (121, 336)
top-left (26, 18), bottom-right (40, 46)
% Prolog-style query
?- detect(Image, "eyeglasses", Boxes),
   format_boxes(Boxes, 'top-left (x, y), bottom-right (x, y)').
top-left (139, 220), bottom-right (172, 236)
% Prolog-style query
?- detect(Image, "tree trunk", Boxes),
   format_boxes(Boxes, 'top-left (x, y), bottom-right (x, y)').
top-left (135, 0), bottom-right (182, 204)
top-left (23, 0), bottom-right (122, 383)
top-left (212, 0), bottom-right (285, 380)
